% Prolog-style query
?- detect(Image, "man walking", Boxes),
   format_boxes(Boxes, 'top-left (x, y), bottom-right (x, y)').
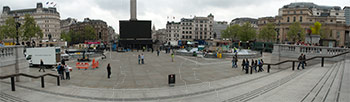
top-left (138, 54), bottom-right (141, 64)
top-left (141, 53), bottom-right (144, 64)
top-left (107, 63), bottom-right (111, 78)
top-left (38, 59), bottom-right (45, 72)
top-left (65, 65), bottom-right (70, 80)
top-left (157, 50), bottom-right (160, 56)
top-left (232, 57), bottom-right (236, 68)
top-left (297, 54), bottom-right (305, 70)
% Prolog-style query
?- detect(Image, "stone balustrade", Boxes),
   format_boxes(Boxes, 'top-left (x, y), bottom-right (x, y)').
top-left (273, 44), bottom-right (349, 61)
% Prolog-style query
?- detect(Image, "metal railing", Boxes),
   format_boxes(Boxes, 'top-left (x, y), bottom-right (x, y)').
top-left (0, 73), bottom-right (60, 91)
top-left (264, 50), bottom-right (350, 73)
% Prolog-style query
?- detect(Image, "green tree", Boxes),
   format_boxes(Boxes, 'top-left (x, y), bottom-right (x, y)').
top-left (60, 31), bottom-right (71, 42)
top-left (311, 21), bottom-right (321, 35)
top-left (0, 17), bottom-right (17, 43)
top-left (239, 22), bottom-right (256, 41)
top-left (20, 14), bottom-right (43, 41)
top-left (258, 23), bottom-right (276, 42)
top-left (287, 22), bottom-right (305, 42)
top-left (83, 25), bottom-right (96, 40)
top-left (221, 24), bottom-right (240, 40)
top-left (319, 27), bottom-right (331, 39)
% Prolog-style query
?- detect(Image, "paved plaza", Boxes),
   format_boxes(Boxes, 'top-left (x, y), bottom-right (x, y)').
top-left (0, 51), bottom-right (349, 102)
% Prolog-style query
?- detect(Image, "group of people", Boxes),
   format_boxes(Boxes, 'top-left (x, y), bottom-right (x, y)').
top-left (138, 53), bottom-right (145, 64)
top-left (56, 60), bottom-right (71, 80)
top-left (241, 59), bottom-right (264, 74)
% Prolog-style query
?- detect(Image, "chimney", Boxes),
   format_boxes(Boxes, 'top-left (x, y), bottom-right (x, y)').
top-left (130, 0), bottom-right (137, 21)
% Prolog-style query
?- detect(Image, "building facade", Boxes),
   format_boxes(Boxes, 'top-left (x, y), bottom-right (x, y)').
top-left (107, 26), bottom-right (116, 42)
top-left (345, 6), bottom-right (350, 26)
top-left (165, 14), bottom-right (214, 45)
top-left (213, 21), bottom-right (228, 39)
top-left (230, 17), bottom-right (258, 28)
top-left (258, 2), bottom-right (350, 47)
top-left (69, 18), bottom-right (108, 42)
top-left (0, 3), bottom-right (61, 42)
top-left (60, 18), bottom-right (77, 34)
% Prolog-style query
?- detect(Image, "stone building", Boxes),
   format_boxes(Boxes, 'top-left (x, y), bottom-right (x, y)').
top-left (230, 17), bottom-right (258, 28)
top-left (69, 18), bottom-right (108, 42)
top-left (345, 6), bottom-right (350, 26)
top-left (165, 14), bottom-right (215, 44)
top-left (60, 18), bottom-right (77, 34)
top-left (0, 3), bottom-right (61, 42)
top-left (258, 2), bottom-right (350, 47)
top-left (213, 21), bottom-right (228, 40)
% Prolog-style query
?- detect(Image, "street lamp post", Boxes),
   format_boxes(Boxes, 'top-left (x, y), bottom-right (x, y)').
top-left (14, 15), bottom-right (21, 45)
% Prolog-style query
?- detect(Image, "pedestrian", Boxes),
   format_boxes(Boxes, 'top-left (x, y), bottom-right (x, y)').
top-left (65, 65), bottom-right (70, 80)
top-left (107, 63), bottom-right (111, 78)
top-left (141, 53), bottom-right (144, 64)
top-left (232, 57), bottom-right (236, 68)
top-left (303, 54), bottom-right (307, 66)
top-left (171, 53), bottom-right (175, 62)
top-left (234, 53), bottom-right (238, 67)
top-left (251, 59), bottom-right (255, 72)
top-left (242, 59), bottom-right (246, 71)
top-left (143, 46), bottom-right (145, 52)
top-left (57, 64), bottom-right (65, 80)
top-left (254, 60), bottom-right (258, 72)
top-left (38, 59), bottom-right (45, 72)
top-left (258, 59), bottom-right (264, 72)
top-left (157, 50), bottom-right (160, 56)
top-left (57, 64), bottom-right (62, 77)
top-left (138, 54), bottom-right (141, 64)
top-left (245, 59), bottom-right (249, 74)
top-left (297, 53), bottom-right (305, 70)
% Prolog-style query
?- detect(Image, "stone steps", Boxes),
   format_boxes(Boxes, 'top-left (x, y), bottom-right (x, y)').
top-left (0, 92), bottom-right (29, 102)
top-left (301, 60), bottom-right (345, 102)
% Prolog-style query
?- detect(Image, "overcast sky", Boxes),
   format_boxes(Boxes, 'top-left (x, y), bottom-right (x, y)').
top-left (1, 0), bottom-right (349, 33)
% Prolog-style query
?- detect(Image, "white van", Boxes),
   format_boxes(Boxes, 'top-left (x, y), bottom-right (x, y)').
top-left (26, 47), bottom-right (59, 67)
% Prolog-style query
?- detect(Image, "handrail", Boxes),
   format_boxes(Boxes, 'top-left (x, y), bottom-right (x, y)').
top-left (0, 73), bottom-right (60, 91)
top-left (263, 50), bottom-right (350, 73)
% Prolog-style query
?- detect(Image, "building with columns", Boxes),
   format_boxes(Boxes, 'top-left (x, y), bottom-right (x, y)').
top-left (0, 3), bottom-right (61, 42)
top-left (165, 14), bottom-right (215, 45)
top-left (258, 2), bottom-right (350, 47)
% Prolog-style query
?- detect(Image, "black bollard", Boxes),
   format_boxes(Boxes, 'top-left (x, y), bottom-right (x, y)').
top-left (292, 61), bottom-right (295, 70)
top-left (11, 77), bottom-right (15, 91)
top-left (57, 76), bottom-right (60, 86)
top-left (267, 65), bottom-right (270, 73)
top-left (41, 76), bottom-right (45, 88)
top-left (321, 57), bottom-right (324, 67)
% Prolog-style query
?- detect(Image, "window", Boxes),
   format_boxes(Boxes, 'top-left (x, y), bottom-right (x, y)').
top-left (337, 31), bottom-right (340, 38)
top-left (287, 17), bottom-right (290, 22)
top-left (300, 16), bottom-right (303, 22)
top-left (300, 11), bottom-right (303, 14)
top-left (336, 13), bottom-right (339, 15)
top-left (330, 20), bottom-right (333, 22)
top-left (293, 16), bottom-right (296, 22)
top-left (294, 11), bottom-right (296, 14)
